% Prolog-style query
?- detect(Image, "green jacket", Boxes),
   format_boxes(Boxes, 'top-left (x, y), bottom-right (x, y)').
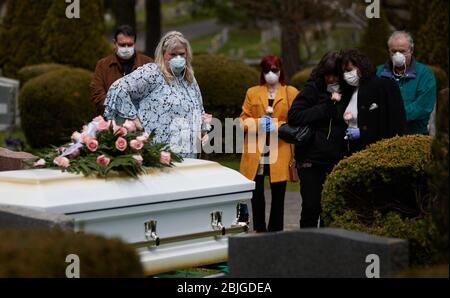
top-left (376, 59), bottom-right (437, 134)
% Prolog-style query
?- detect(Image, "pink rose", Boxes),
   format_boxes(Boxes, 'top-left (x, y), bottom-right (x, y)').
top-left (343, 112), bottom-right (353, 122)
top-left (69, 149), bottom-right (80, 159)
top-left (160, 151), bottom-right (171, 165)
top-left (115, 137), bottom-right (127, 151)
top-left (136, 133), bottom-right (150, 143)
top-left (53, 156), bottom-right (70, 168)
top-left (81, 133), bottom-right (92, 144)
top-left (87, 139), bottom-right (99, 152)
top-left (34, 159), bottom-right (46, 167)
top-left (130, 139), bottom-right (144, 150)
top-left (71, 131), bottom-right (82, 143)
top-left (96, 155), bottom-right (111, 166)
top-left (331, 92), bottom-right (342, 102)
top-left (265, 106), bottom-right (274, 115)
top-left (92, 116), bottom-right (105, 123)
top-left (132, 155), bottom-right (143, 166)
top-left (114, 126), bottom-right (128, 137)
top-left (96, 119), bottom-right (111, 132)
top-left (123, 120), bottom-right (137, 132)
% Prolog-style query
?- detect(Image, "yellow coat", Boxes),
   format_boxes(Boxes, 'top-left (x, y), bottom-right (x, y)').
top-left (239, 84), bottom-right (299, 183)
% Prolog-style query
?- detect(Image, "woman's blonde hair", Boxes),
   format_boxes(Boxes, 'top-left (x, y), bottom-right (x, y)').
top-left (154, 31), bottom-right (194, 84)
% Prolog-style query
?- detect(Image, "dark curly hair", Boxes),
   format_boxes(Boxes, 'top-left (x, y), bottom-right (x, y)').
top-left (310, 51), bottom-right (343, 90)
top-left (340, 48), bottom-right (375, 84)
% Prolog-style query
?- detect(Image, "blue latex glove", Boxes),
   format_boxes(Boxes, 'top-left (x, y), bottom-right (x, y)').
top-left (345, 128), bottom-right (360, 140)
top-left (260, 115), bottom-right (275, 132)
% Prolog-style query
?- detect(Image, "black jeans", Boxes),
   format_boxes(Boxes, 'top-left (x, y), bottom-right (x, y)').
top-left (251, 175), bottom-right (287, 232)
top-left (298, 163), bottom-right (334, 228)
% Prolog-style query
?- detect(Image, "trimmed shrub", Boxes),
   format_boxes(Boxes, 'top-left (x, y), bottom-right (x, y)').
top-left (0, 0), bottom-right (53, 78)
top-left (17, 63), bottom-right (69, 87)
top-left (427, 89), bottom-right (449, 262)
top-left (290, 66), bottom-right (315, 91)
top-left (193, 55), bottom-right (259, 120)
top-left (322, 135), bottom-right (437, 265)
top-left (0, 229), bottom-right (143, 277)
top-left (19, 68), bottom-right (95, 148)
top-left (40, 0), bottom-right (111, 71)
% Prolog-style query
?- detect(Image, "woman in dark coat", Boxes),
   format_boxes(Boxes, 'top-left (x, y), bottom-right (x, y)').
top-left (340, 48), bottom-right (407, 153)
top-left (288, 52), bottom-right (351, 228)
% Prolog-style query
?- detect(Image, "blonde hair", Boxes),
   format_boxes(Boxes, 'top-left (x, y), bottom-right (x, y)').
top-left (154, 31), bottom-right (194, 84)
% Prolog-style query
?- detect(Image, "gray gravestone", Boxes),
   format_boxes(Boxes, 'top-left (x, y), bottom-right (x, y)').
top-left (228, 228), bottom-right (409, 278)
top-left (0, 147), bottom-right (36, 171)
top-left (0, 77), bottom-right (20, 132)
top-left (0, 204), bottom-right (74, 231)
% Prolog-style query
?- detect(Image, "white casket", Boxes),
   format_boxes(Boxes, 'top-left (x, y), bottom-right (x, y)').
top-left (0, 159), bottom-right (254, 275)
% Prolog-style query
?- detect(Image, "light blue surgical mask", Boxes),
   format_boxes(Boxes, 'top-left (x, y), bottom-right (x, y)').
top-left (169, 56), bottom-right (186, 75)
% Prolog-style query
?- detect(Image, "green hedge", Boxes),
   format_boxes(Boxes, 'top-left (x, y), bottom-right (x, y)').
top-left (19, 68), bottom-right (95, 148)
top-left (290, 66), bottom-right (315, 91)
top-left (0, 229), bottom-right (143, 277)
top-left (17, 63), bottom-right (70, 87)
top-left (322, 135), bottom-right (438, 265)
top-left (193, 55), bottom-right (259, 120)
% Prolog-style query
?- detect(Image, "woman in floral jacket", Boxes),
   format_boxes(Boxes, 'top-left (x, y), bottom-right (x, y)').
top-left (104, 31), bottom-right (207, 158)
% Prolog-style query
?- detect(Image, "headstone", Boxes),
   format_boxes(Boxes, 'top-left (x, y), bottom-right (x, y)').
top-left (0, 77), bottom-right (20, 132)
top-left (0, 204), bottom-right (74, 230)
top-left (0, 147), bottom-right (36, 171)
top-left (228, 228), bottom-right (409, 278)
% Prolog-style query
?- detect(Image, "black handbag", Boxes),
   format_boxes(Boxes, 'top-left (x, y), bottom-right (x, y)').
top-left (278, 123), bottom-right (313, 146)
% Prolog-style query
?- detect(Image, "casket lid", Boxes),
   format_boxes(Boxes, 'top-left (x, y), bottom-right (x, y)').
top-left (0, 159), bottom-right (254, 214)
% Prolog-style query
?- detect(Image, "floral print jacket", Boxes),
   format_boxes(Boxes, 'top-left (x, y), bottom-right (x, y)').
top-left (104, 63), bottom-right (205, 158)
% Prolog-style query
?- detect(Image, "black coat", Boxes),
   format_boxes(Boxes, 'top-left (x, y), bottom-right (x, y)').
top-left (351, 75), bottom-right (407, 151)
top-left (288, 78), bottom-right (350, 166)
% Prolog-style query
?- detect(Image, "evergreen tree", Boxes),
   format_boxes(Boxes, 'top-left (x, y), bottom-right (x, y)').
top-left (359, 11), bottom-right (391, 67)
top-left (40, 0), bottom-right (111, 71)
top-left (415, 0), bottom-right (449, 74)
top-left (0, 0), bottom-right (53, 78)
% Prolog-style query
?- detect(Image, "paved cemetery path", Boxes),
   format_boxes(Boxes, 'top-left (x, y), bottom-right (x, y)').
top-left (248, 191), bottom-right (302, 231)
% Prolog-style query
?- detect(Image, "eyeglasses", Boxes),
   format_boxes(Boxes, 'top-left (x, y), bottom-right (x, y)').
top-left (263, 68), bottom-right (280, 74)
top-left (118, 42), bottom-right (134, 47)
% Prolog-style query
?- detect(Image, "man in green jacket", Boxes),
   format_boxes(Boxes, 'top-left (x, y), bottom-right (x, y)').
top-left (377, 31), bottom-right (437, 135)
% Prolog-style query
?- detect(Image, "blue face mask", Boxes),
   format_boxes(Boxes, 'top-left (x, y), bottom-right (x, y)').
top-left (169, 56), bottom-right (186, 75)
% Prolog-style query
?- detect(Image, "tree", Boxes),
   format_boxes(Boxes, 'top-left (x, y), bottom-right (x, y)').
top-left (359, 11), bottom-right (391, 67)
top-left (415, 0), bottom-right (449, 74)
top-left (231, 0), bottom-right (334, 81)
top-left (40, 0), bottom-right (111, 71)
top-left (145, 0), bottom-right (161, 58)
top-left (111, 0), bottom-right (136, 30)
top-left (0, 0), bottom-right (53, 78)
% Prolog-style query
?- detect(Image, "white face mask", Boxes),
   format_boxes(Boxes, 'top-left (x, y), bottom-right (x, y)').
top-left (327, 82), bottom-right (341, 93)
top-left (344, 69), bottom-right (360, 87)
top-left (264, 71), bottom-right (280, 85)
top-left (169, 55), bottom-right (186, 75)
top-left (117, 46), bottom-right (135, 60)
top-left (392, 52), bottom-right (406, 67)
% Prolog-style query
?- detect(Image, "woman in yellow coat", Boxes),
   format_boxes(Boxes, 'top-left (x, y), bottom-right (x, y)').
top-left (240, 55), bottom-right (299, 232)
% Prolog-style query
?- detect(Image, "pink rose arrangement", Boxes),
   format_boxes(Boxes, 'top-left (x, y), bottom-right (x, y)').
top-left (32, 116), bottom-right (183, 178)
